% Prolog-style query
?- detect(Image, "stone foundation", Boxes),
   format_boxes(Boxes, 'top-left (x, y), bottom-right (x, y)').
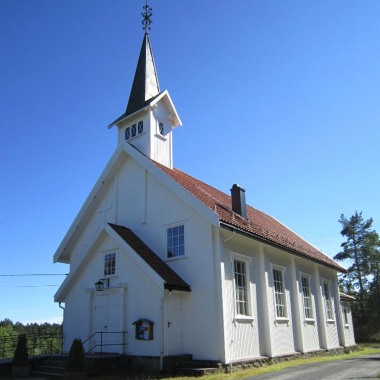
top-left (127, 355), bottom-right (160, 372)
top-left (225, 345), bottom-right (358, 373)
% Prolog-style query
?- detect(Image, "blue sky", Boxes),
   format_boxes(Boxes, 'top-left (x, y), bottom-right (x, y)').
top-left (1, 0), bottom-right (379, 324)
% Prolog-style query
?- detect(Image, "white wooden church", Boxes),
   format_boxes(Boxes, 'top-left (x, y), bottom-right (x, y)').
top-left (54, 5), bottom-right (355, 371)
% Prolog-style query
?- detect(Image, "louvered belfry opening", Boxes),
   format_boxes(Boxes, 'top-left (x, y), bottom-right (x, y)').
top-left (230, 184), bottom-right (247, 218)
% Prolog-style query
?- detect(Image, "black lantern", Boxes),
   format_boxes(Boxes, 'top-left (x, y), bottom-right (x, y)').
top-left (94, 278), bottom-right (110, 291)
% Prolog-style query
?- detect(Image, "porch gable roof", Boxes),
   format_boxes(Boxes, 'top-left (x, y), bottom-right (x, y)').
top-left (108, 223), bottom-right (191, 292)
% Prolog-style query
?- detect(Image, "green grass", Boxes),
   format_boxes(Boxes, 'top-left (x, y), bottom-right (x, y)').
top-left (183, 344), bottom-right (380, 380)
top-left (96, 343), bottom-right (380, 380)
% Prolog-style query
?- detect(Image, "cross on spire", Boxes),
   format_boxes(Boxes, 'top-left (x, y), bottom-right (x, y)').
top-left (142, 0), bottom-right (153, 34)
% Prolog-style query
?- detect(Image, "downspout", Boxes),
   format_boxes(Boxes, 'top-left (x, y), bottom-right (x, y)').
top-left (333, 278), bottom-right (347, 347)
top-left (160, 290), bottom-right (172, 371)
top-left (58, 303), bottom-right (65, 353)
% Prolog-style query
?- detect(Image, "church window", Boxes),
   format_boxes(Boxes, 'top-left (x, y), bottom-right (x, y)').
top-left (343, 305), bottom-right (349, 325)
top-left (273, 267), bottom-right (287, 318)
top-left (138, 120), bottom-right (144, 134)
top-left (104, 252), bottom-right (116, 276)
top-left (167, 224), bottom-right (185, 258)
top-left (234, 259), bottom-right (250, 316)
top-left (131, 124), bottom-right (137, 138)
top-left (125, 127), bottom-right (130, 140)
top-left (322, 280), bottom-right (334, 320)
top-left (301, 275), bottom-right (313, 319)
top-left (159, 122), bottom-right (164, 135)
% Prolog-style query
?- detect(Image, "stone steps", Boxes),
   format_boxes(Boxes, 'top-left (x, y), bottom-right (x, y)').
top-left (33, 355), bottom-right (67, 377)
top-left (174, 359), bottom-right (223, 376)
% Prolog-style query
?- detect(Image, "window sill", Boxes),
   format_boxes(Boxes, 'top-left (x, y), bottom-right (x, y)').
top-left (304, 319), bottom-right (315, 325)
top-left (275, 318), bottom-right (290, 325)
top-left (165, 255), bottom-right (189, 262)
top-left (326, 319), bottom-right (336, 324)
top-left (126, 131), bottom-right (146, 142)
top-left (155, 133), bottom-right (167, 141)
top-left (233, 316), bottom-right (254, 324)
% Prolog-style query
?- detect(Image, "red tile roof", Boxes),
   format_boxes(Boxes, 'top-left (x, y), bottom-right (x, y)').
top-left (109, 223), bottom-right (191, 292)
top-left (154, 163), bottom-right (346, 272)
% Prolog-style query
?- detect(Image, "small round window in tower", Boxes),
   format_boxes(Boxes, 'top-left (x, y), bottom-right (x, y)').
top-left (159, 122), bottom-right (164, 135)
top-left (125, 127), bottom-right (130, 140)
top-left (131, 124), bottom-right (137, 137)
top-left (138, 121), bottom-right (144, 134)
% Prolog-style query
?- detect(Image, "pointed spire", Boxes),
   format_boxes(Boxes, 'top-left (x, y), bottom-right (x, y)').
top-left (125, 2), bottom-right (160, 117)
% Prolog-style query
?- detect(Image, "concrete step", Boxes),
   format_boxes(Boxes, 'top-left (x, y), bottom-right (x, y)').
top-left (174, 359), bottom-right (223, 376)
top-left (176, 367), bottom-right (222, 376)
top-left (32, 355), bottom-right (67, 377)
top-left (176, 359), bottom-right (223, 369)
top-left (33, 369), bottom-right (65, 377)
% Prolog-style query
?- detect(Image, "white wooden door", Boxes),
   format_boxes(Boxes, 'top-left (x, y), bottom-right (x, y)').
top-left (165, 295), bottom-right (183, 355)
top-left (93, 292), bottom-right (121, 353)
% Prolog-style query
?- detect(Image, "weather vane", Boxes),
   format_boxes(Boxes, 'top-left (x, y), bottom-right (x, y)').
top-left (142, 0), bottom-right (153, 34)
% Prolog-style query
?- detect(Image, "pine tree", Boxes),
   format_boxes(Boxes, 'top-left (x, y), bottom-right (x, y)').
top-left (334, 211), bottom-right (380, 333)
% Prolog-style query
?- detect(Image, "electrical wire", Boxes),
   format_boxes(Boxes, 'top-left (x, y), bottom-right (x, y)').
top-left (0, 274), bottom-right (67, 276)
top-left (0, 285), bottom-right (60, 287)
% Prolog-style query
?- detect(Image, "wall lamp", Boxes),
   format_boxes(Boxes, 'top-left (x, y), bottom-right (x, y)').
top-left (95, 278), bottom-right (110, 291)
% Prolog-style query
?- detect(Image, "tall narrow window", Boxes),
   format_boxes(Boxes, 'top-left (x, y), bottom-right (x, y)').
top-left (125, 127), bottom-right (131, 140)
top-left (343, 305), bottom-right (349, 325)
top-left (138, 120), bottom-right (144, 134)
top-left (323, 281), bottom-right (334, 320)
top-left (301, 276), bottom-right (313, 319)
top-left (167, 225), bottom-right (185, 258)
top-left (234, 259), bottom-right (249, 316)
top-left (273, 268), bottom-right (287, 318)
top-left (104, 252), bottom-right (116, 276)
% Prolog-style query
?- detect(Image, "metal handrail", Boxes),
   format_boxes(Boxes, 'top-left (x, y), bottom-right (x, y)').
top-left (82, 331), bottom-right (128, 355)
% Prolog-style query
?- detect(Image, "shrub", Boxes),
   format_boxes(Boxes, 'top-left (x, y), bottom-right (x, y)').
top-left (66, 338), bottom-right (86, 372)
top-left (12, 334), bottom-right (29, 367)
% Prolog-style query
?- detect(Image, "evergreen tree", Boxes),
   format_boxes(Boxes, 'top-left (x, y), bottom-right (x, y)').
top-left (334, 211), bottom-right (380, 338)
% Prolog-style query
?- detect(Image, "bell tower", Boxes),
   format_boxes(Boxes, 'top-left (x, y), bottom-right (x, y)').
top-left (108, 2), bottom-right (181, 169)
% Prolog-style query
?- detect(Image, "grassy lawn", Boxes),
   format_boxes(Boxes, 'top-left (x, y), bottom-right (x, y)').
top-left (96, 343), bottom-right (380, 380)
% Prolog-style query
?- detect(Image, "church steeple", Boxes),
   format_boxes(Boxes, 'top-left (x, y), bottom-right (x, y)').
top-left (108, 1), bottom-right (181, 169)
top-left (125, 33), bottom-right (160, 117)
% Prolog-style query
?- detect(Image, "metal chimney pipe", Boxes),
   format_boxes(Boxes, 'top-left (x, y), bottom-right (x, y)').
top-left (230, 184), bottom-right (247, 218)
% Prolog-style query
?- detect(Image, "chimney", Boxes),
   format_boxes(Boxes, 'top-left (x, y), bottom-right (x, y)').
top-left (230, 184), bottom-right (247, 218)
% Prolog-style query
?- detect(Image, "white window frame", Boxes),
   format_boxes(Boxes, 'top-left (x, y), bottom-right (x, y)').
top-left (103, 250), bottom-right (118, 277)
top-left (232, 252), bottom-right (253, 321)
top-left (155, 120), bottom-right (168, 141)
top-left (125, 120), bottom-right (145, 141)
top-left (137, 120), bottom-right (144, 134)
top-left (272, 265), bottom-right (288, 321)
top-left (165, 222), bottom-right (187, 260)
top-left (322, 279), bottom-right (334, 321)
top-left (342, 303), bottom-right (350, 327)
top-left (300, 273), bottom-right (314, 321)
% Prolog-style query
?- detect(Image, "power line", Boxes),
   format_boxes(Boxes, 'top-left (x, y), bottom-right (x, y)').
top-left (0, 274), bottom-right (67, 277)
top-left (0, 285), bottom-right (60, 288)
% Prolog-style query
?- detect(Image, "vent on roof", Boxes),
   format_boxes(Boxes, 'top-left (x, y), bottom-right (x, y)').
top-left (230, 184), bottom-right (247, 218)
